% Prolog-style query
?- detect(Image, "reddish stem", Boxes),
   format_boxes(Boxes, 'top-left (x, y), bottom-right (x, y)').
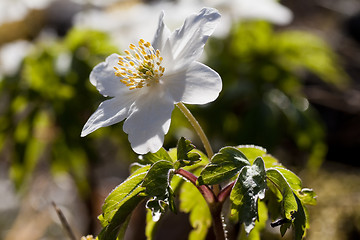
top-left (175, 168), bottom-right (216, 203)
top-left (175, 169), bottom-right (228, 240)
top-left (218, 182), bottom-right (235, 203)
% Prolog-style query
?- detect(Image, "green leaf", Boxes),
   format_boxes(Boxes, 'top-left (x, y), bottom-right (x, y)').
top-left (177, 137), bottom-right (195, 159)
top-left (174, 137), bottom-right (201, 169)
top-left (139, 148), bottom-right (173, 165)
top-left (146, 196), bottom-right (169, 222)
top-left (179, 179), bottom-right (212, 240)
top-left (293, 194), bottom-right (307, 240)
top-left (129, 162), bottom-right (146, 174)
top-left (198, 147), bottom-right (250, 185)
top-left (98, 195), bottom-right (145, 240)
top-left (230, 157), bottom-right (267, 234)
top-left (142, 160), bottom-right (175, 221)
top-left (142, 160), bottom-right (174, 196)
top-left (266, 168), bottom-right (310, 239)
top-left (275, 167), bottom-right (317, 205)
top-left (299, 188), bottom-right (317, 206)
top-left (266, 168), bottom-right (298, 220)
top-left (280, 221), bottom-right (292, 237)
top-left (237, 145), bottom-right (280, 168)
top-left (145, 208), bottom-right (158, 240)
top-left (98, 165), bottom-right (150, 240)
top-left (115, 214), bottom-right (131, 240)
top-left (238, 201), bottom-right (268, 240)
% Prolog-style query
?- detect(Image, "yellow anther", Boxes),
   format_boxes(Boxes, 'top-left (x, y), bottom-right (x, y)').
top-left (114, 39), bottom-right (165, 90)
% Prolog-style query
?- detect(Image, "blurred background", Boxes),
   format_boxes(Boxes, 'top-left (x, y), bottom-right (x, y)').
top-left (0, 0), bottom-right (359, 239)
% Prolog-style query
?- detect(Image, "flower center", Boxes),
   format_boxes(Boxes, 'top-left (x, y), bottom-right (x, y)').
top-left (114, 39), bottom-right (165, 90)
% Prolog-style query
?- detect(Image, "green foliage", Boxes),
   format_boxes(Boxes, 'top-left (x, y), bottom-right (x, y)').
top-left (237, 201), bottom-right (268, 240)
top-left (0, 28), bottom-right (120, 192)
top-left (266, 169), bottom-right (298, 220)
top-left (230, 157), bottom-right (267, 233)
top-left (97, 139), bottom-right (212, 239)
top-left (140, 148), bottom-right (173, 165)
top-left (266, 167), bottom-right (315, 239)
top-left (180, 178), bottom-right (212, 240)
top-left (194, 143), bottom-right (315, 239)
top-left (98, 165), bottom-right (150, 240)
top-left (176, 146), bottom-right (212, 240)
top-left (143, 160), bottom-right (175, 221)
top-left (174, 137), bottom-right (201, 169)
top-left (97, 139), bottom-right (315, 240)
top-left (236, 145), bottom-right (281, 168)
top-left (198, 147), bottom-right (249, 185)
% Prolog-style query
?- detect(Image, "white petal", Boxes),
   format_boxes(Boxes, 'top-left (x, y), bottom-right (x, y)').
top-left (168, 7), bottom-right (221, 70)
top-left (123, 92), bottom-right (175, 154)
top-left (165, 61), bottom-right (222, 105)
top-left (81, 96), bottom-right (135, 137)
top-left (152, 11), bottom-right (171, 51)
top-left (90, 53), bottom-right (129, 97)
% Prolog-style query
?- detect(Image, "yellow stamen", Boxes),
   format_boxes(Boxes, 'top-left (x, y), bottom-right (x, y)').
top-left (113, 39), bottom-right (165, 90)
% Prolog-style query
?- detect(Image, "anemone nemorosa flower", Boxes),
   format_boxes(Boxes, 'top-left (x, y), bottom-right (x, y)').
top-left (81, 7), bottom-right (222, 154)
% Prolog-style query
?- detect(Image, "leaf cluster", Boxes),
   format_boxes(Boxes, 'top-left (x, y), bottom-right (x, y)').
top-left (98, 139), bottom-right (316, 240)
top-left (199, 145), bottom-right (316, 239)
top-left (98, 137), bottom-right (207, 239)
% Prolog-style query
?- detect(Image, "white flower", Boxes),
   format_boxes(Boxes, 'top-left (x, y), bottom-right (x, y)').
top-left (81, 7), bottom-right (222, 154)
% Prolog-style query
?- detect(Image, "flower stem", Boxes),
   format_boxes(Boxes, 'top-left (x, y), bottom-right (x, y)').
top-left (209, 203), bottom-right (227, 240)
top-left (175, 169), bottom-right (216, 203)
top-left (176, 102), bottom-right (220, 195)
top-left (175, 169), bottom-right (227, 240)
top-left (176, 102), bottom-right (214, 159)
